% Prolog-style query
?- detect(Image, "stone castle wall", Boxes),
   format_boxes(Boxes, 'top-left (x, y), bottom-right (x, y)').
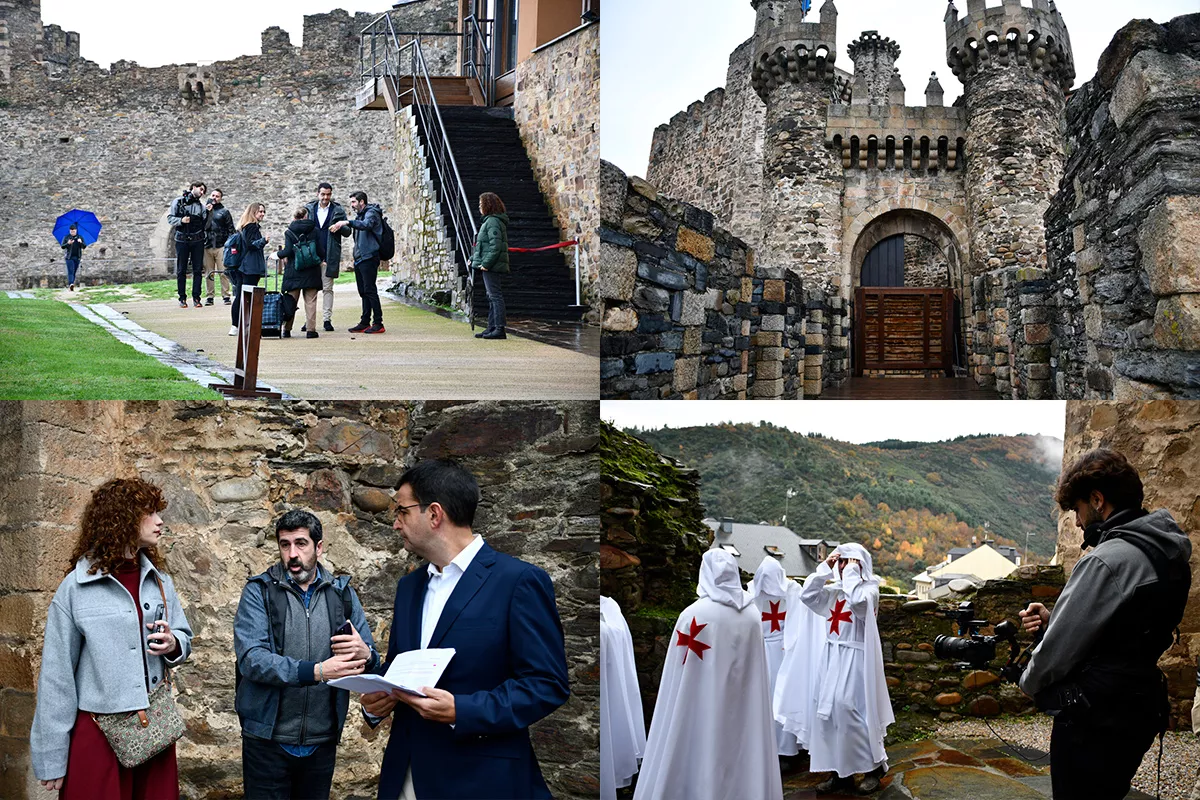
top-left (1044, 16), bottom-right (1200, 400)
top-left (513, 22), bottom-right (600, 322)
top-left (646, 39), bottom-right (766, 254)
top-left (599, 162), bottom-right (848, 400)
top-left (1059, 400), bottom-right (1200, 726)
top-left (0, 400), bottom-right (600, 800)
top-left (0, 3), bottom-right (459, 290)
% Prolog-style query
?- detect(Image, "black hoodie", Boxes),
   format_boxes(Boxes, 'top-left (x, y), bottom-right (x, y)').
top-left (1021, 508), bottom-right (1192, 700)
top-left (277, 219), bottom-right (322, 292)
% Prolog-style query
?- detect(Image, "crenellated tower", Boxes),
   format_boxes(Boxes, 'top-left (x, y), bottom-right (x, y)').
top-left (945, 0), bottom-right (1074, 281)
top-left (749, 0), bottom-right (844, 292)
top-left (0, 0), bottom-right (45, 85)
top-left (847, 30), bottom-right (900, 107)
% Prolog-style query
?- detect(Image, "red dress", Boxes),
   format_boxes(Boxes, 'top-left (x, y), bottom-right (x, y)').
top-left (59, 559), bottom-right (178, 800)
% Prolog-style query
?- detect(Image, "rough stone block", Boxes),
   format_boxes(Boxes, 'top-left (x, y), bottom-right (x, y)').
top-left (602, 305), bottom-right (638, 332)
top-left (672, 357), bottom-right (699, 393)
top-left (1140, 196), bottom-right (1200, 296)
top-left (598, 243), bottom-right (636, 303)
top-left (636, 262), bottom-right (690, 291)
top-left (1110, 50), bottom-right (1200, 130)
top-left (1076, 247), bottom-right (1102, 276)
top-left (1027, 363), bottom-right (1051, 380)
top-left (634, 352), bottom-right (675, 374)
top-left (760, 315), bottom-right (785, 332)
top-left (1153, 295), bottom-right (1200, 350)
top-left (683, 326), bottom-right (703, 356)
top-left (763, 280), bottom-right (786, 302)
top-left (751, 377), bottom-right (784, 398)
top-left (1024, 324), bottom-right (1052, 345)
top-left (753, 331), bottom-right (782, 347)
top-left (628, 175), bottom-right (658, 201)
top-left (676, 227), bottom-right (716, 263)
top-left (678, 292), bottom-right (707, 326)
top-left (600, 359), bottom-right (625, 381)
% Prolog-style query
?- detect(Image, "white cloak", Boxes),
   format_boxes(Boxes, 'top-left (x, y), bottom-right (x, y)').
top-left (633, 550), bottom-right (784, 800)
top-left (748, 556), bottom-right (801, 757)
top-left (795, 544), bottom-right (893, 778)
top-left (772, 572), bottom-right (827, 751)
top-left (601, 596), bottom-right (646, 800)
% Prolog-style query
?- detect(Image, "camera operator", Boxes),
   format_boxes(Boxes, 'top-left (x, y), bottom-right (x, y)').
top-left (168, 181), bottom-right (209, 308)
top-left (1018, 448), bottom-right (1191, 800)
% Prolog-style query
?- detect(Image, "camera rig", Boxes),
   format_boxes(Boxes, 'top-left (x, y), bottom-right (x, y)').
top-left (932, 601), bottom-right (1040, 683)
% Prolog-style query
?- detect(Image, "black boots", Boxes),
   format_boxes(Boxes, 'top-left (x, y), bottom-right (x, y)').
top-left (481, 328), bottom-right (506, 340)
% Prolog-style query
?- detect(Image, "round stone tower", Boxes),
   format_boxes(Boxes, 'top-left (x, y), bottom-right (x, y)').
top-left (945, 0), bottom-right (1074, 279)
top-left (750, 0), bottom-right (844, 292)
top-left (847, 30), bottom-right (901, 106)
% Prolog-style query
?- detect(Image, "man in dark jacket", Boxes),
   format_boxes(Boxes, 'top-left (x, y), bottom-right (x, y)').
top-left (331, 191), bottom-right (385, 334)
top-left (233, 509), bottom-right (380, 799)
top-left (168, 180), bottom-right (208, 308)
top-left (304, 183), bottom-right (351, 332)
top-left (60, 224), bottom-right (85, 291)
top-left (1019, 448), bottom-right (1192, 800)
top-left (203, 188), bottom-right (235, 306)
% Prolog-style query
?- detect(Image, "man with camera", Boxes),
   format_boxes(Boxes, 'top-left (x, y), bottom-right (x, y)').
top-left (168, 181), bottom-right (209, 308)
top-left (1019, 448), bottom-right (1191, 800)
top-left (233, 509), bottom-right (381, 799)
top-left (202, 188), bottom-right (235, 305)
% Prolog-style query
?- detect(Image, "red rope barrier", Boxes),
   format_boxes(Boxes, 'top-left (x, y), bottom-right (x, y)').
top-left (507, 240), bottom-right (579, 253)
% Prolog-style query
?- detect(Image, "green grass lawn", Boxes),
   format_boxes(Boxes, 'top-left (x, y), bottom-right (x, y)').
top-left (0, 296), bottom-right (222, 399)
top-left (68, 269), bottom-right (358, 305)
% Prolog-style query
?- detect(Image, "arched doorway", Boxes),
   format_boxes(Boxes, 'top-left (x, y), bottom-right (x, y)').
top-left (850, 211), bottom-right (967, 377)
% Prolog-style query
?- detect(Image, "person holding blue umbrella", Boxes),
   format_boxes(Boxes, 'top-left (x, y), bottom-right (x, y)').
top-left (53, 209), bottom-right (102, 291)
top-left (61, 225), bottom-right (86, 291)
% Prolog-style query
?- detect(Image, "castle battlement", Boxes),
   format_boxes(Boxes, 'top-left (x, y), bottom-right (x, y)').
top-left (750, 0), bottom-right (839, 99)
top-left (944, 0), bottom-right (1074, 90)
top-left (827, 103), bottom-right (967, 172)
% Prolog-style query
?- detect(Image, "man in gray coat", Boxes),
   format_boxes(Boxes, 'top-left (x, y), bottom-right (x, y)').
top-left (1019, 448), bottom-right (1192, 800)
top-left (304, 182), bottom-right (352, 332)
top-left (234, 509), bottom-right (379, 799)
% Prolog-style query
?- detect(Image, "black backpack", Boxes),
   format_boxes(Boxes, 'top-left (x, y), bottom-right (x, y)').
top-left (377, 215), bottom-right (395, 261)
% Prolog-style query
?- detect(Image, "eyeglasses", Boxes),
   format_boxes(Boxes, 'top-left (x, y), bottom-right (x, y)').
top-left (395, 502), bottom-right (430, 516)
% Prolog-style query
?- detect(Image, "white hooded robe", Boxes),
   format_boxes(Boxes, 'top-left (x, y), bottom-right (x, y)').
top-left (601, 595), bottom-right (646, 800)
top-left (788, 543), bottom-right (893, 778)
top-left (633, 550), bottom-right (784, 800)
top-left (747, 556), bottom-right (801, 757)
top-left (772, 571), bottom-right (828, 751)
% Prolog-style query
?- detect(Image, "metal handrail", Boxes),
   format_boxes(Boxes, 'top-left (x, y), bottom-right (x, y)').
top-left (463, 14), bottom-right (493, 107)
top-left (360, 12), bottom-right (480, 318)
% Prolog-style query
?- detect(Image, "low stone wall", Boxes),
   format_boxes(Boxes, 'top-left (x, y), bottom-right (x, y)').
top-left (971, 267), bottom-right (1055, 399)
top-left (1044, 15), bottom-right (1200, 399)
top-left (513, 22), bottom-right (600, 323)
top-left (387, 107), bottom-right (463, 311)
top-left (600, 162), bottom-right (846, 399)
top-left (0, 400), bottom-right (599, 800)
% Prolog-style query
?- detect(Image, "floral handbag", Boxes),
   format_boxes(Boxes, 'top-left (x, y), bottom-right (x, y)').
top-left (90, 576), bottom-right (185, 768)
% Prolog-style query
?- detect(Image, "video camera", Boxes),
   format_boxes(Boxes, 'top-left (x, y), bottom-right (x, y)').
top-left (932, 601), bottom-right (1037, 683)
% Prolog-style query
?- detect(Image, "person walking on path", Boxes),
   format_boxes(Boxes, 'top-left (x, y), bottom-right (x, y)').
top-left (330, 192), bottom-right (384, 335)
top-left (304, 183), bottom-right (350, 332)
top-left (168, 181), bottom-right (208, 309)
top-left (29, 477), bottom-right (193, 799)
top-left (61, 224), bottom-right (86, 291)
top-left (276, 207), bottom-right (322, 339)
top-left (228, 202), bottom-right (270, 335)
top-left (203, 188), bottom-right (235, 306)
top-left (471, 192), bottom-right (510, 341)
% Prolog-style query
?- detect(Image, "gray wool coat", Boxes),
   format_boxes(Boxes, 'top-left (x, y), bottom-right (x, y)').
top-left (29, 553), bottom-right (193, 781)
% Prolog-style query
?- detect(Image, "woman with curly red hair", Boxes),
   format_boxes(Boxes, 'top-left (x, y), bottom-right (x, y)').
top-left (30, 477), bottom-right (193, 799)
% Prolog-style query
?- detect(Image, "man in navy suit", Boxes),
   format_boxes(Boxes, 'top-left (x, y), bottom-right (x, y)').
top-left (362, 460), bottom-right (571, 800)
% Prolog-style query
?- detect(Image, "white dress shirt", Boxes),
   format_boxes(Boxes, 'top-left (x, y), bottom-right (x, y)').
top-left (317, 204), bottom-right (330, 228)
top-left (421, 534), bottom-right (485, 649)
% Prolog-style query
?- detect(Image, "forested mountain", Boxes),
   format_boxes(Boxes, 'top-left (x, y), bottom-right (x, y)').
top-left (632, 423), bottom-right (1062, 582)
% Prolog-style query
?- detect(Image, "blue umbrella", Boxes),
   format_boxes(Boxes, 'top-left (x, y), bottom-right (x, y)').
top-left (53, 209), bottom-right (102, 245)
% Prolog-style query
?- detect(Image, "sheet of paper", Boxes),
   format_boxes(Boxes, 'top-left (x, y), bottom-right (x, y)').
top-left (328, 648), bottom-right (455, 698)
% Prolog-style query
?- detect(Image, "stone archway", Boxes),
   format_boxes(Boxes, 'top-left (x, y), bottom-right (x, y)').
top-left (845, 204), bottom-right (971, 377)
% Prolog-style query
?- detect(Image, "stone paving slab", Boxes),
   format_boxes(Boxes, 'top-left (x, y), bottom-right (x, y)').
top-left (111, 285), bottom-right (598, 399)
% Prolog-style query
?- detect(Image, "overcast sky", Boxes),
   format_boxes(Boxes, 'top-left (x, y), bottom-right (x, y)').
top-left (41, 1), bottom-right (391, 67)
top-left (601, 400), bottom-right (1067, 449)
top-left (601, 0), bottom-right (1199, 177)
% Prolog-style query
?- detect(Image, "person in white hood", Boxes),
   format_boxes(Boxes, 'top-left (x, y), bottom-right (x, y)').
top-left (633, 550), bottom-right (784, 800)
top-left (600, 596), bottom-right (646, 800)
top-left (796, 543), bottom-right (893, 794)
top-left (748, 555), bottom-right (802, 758)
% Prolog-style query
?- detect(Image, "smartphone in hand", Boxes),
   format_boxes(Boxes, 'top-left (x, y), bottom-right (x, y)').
top-left (334, 620), bottom-right (352, 637)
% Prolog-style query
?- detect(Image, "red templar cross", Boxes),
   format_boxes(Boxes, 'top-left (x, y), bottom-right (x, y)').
top-left (827, 598), bottom-right (853, 635)
top-left (762, 600), bottom-right (786, 633)
top-left (675, 617), bottom-right (711, 664)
